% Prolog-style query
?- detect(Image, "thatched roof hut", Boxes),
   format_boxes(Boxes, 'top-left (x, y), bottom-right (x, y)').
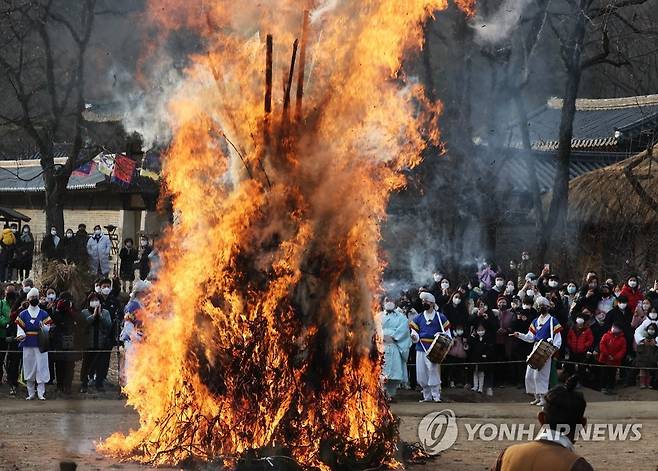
top-left (567, 147), bottom-right (658, 279)
top-left (568, 147), bottom-right (658, 226)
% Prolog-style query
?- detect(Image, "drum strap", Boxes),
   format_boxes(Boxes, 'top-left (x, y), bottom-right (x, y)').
top-left (549, 316), bottom-right (554, 344)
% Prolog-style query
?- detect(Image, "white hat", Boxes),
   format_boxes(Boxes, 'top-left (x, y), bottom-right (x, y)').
top-left (384, 301), bottom-right (396, 311)
top-left (131, 280), bottom-right (150, 297)
top-left (419, 291), bottom-right (436, 304)
top-left (27, 287), bottom-right (39, 299)
top-left (535, 296), bottom-right (550, 308)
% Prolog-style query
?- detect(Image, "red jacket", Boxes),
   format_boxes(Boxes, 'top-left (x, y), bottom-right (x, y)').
top-left (598, 331), bottom-right (627, 366)
top-left (619, 285), bottom-right (644, 312)
top-left (567, 327), bottom-right (594, 354)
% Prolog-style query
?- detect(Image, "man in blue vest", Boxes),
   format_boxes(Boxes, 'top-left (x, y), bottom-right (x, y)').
top-left (409, 292), bottom-right (452, 402)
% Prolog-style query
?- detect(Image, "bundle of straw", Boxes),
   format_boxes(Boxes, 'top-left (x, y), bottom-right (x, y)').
top-left (41, 260), bottom-right (94, 307)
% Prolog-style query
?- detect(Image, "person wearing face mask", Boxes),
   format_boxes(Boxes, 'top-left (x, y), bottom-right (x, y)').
top-left (86, 225), bottom-right (111, 277)
top-left (138, 236), bottom-right (153, 281)
top-left (98, 278), bottom-right (121, 386)
top-left (574, 275), bottom-right (601, 314)
top-left (543, 274), bottom-right (567, 326)
top-left (564, 282), bottom-right (578, 311)
top-left (41, 226), bottom-right (63, 262)
top-left (632, 299), bottom-right (652, 329)
top-left (633, 307), bottom-right (658, 347)
top-left (50, 291), bottom-right (82, 395)
top-left (566, 316), bottom-right (593, 377)
top-left (596, 285), bottom-right (615, 314)
top-left (484, 276), bottom-right (506, 312)
top-left (14, 224), bottom-right (34, 282)
top-left (511, 296), bottom-right (562, 406)
top-left (119, 238), bottom-right (139, 293)
top-left (377, 301), bottom-right (412, 401)
top-left (61, 228), bottom-right (77, 262)
top-left (0, 223), bottom-right (16, 282)
top-left (634, 322), bottom-right (657, 389)
top-left (444, 323), bottom-right (468, 388)
top-left (470, 320), bottom-right (495, 396)
top-left (71, 223), bottom-right (89, 266)
top-left (504, 281), bottom-right (516, 302)
top-left (80, 293), bottom-right (112, 393)
top-left (15, 287), bottom-right (52, 400)
top-left (510, 297), bottom-right (536, 388)
top-left (3, 287), bottom-right (21, 395)
top-left (42, 288), bottom-right (58, 385)
top-left (443, 291), bottom-right (468, 330)
top-left (493, 295), bottom-right (515, 386)
top-left (619, 275), bottom-right (644, 313)
top-left (0, 284), bottom-right (16, 384)
top-left (409, 292), bottom-right (452, 402)
top-left (597, 322), bottom-right (627, 394)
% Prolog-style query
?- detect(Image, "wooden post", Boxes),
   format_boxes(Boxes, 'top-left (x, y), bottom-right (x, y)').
top-left (264, 34), bottom-right (273, 146)
top-left (282, 39), bottom-right (299, 118)
top-left (295, 10), bottom-right (310, 122)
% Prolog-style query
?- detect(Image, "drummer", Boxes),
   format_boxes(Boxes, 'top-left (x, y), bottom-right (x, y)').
top-left (409, 292), bottom-right (452, 403)
top-left (511, 296), bottom-right (562, 407)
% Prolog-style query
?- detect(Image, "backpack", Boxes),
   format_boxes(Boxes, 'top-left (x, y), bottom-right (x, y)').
top-left (1, 229), bottom-right (16, 246)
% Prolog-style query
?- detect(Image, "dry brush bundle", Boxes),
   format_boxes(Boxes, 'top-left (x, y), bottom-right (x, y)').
top-left (41, 260), bottom-right (94, 306)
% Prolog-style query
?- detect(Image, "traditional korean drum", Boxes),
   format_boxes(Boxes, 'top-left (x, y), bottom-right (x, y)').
top-left (426, 334), bottom-right (453, 364)
top-left (526, 340), bottom-right (557, 370)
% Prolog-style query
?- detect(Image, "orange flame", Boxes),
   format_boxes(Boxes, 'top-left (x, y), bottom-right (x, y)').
top-left (100, 0), bottom-right (474, 469)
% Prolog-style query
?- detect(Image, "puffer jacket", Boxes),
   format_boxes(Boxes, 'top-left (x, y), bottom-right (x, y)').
top-left (567, 326), bottom-right (594, 354)
top-left (598, 330), bottom-right (627, 366)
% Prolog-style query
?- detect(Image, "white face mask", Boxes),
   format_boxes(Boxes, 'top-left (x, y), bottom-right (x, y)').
top-left (618, 303), bottom-right (627, 310)
top-left (548, 281), bottom-right (558, 288)
top-left (46, 294), bottom-right (56, 302)
top-left (477, 330), bottom-right (486, 337)
top-left (576, 318), bottom-right (585, 325)
top-left (511, 302), bottom-right (518, 309)
top-left (94, 229), bottom-right (101, 236)
top-left (648, 312), bottom-right (658, 320)
top-left (628, 281), bottom-right (637, 288)
top-left (89, 301), bottom-right (100, 308)
top-left (452, 298), bottom-right (461, 305)
top-left (51, 230), bottom-right (57, 236)
top-left (522, 255), bottom-right (529, 261)
top-left (441, 281), bottom-right (450, 289)
top-left (567, 286), bottom-right (577, 294)
top-left (494, 280), bottom-right (504, 289)
top-left (522, 304), bottom-right (531, 310)
top-left (455, 329), bottom-right (464, 336)
top-left (22, 286), bottom-right (31, 293)
top-left (526, 290), bottom-right (534, 297)
top-left (101, 287), bottom-right (111, 296)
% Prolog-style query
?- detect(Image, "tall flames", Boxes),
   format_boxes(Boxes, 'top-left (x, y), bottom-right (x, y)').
top-left (100, 1), bottom-right (473, 469)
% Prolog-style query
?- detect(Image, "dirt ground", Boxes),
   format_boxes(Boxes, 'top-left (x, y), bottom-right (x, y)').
top-left (0, 384), bottom-right (656, 471)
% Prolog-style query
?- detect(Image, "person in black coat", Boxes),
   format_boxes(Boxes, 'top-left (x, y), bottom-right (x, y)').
top-left (137, 236), bottom-right (152, 281)
top-left (469, 320), bottom-right (495, 395)
top-left (50, 292), bottom-right (83, 395)
top-left (119, 238), bottom-right (139, 292)
top-left (71, 224), bottom-right (89, 267)
top-left (41, 226), bottom-right (63, 262)
top-left (14, 225), bottom-right (34, 281)
top-left (60, 228), bottom-right (77, 262)
top-left (573, 275), bottom-right (602, 314)
top-left (510, 296), bottom-right (537, 387)
top-left (443, 291), bottom-right (469, 329)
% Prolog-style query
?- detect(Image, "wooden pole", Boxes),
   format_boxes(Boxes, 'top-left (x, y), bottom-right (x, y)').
top-left (282, 39), bottom-right (299, 118)
top-left (264, 34), bottom-right (273, 146)
top-left (295, 10), bottom-right (310, 122)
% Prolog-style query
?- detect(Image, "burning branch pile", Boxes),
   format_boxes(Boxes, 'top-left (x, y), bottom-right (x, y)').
top-left (99, 1), bottom-right (473, 469)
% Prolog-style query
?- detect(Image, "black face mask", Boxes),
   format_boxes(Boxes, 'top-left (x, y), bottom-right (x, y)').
top-left (422, 303), bottom-right (432, 310)
top-left (29, 298), bottom-right (39, 306)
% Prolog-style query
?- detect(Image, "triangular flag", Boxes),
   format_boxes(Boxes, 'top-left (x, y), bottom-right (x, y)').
top-left (111, 154), bottom-right (136, 187)
top-left (96, 153), bottom-right (115, 176)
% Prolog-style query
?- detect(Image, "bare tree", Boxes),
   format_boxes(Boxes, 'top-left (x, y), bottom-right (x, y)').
top-left (0, 0), bottom-right (100, 234)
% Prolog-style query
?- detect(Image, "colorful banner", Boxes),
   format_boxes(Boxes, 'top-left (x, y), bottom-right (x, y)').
top-left (71, 160), bottom-right (96, 177)
top-left (111, 153), bottom-right (136, 186)
top-left (96, 152), bottom-right (115, 176)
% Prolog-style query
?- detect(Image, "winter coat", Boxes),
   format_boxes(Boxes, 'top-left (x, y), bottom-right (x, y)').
top-left (72, 230), bottom-right (89, 265)
top-left (620, 284), bottom-right (644, 313)
top-left (14, 233), bottom-right (34, 270)
top-left (87, 234), bottom-right (111, 275)
top-left (50, 300), bottom-right (83, 362)
top-left (635, 341), bottom-right (658, 368)
top-left (61, 236), bottom-right (78, 262)
top-left (41, 234), bottom-right (63, 261)
top-left (598, 331), bottom-right (627, 366)
top-left (590, 321), bottom-right (608, 352)
top-left (443, 301), bottom-right (468, 329)
top-left (567, 327), bottom-right (594, 354)
top-left (447, 335), bottom-right (468, 359)
top-left (469, 334), bottom-right (495, 363)
top-left (138, 245), bottom-right (152, 280)
top-left (82, 307), bottom-right (113, 349)
top-left (119, 247), bottom-right (139, 280)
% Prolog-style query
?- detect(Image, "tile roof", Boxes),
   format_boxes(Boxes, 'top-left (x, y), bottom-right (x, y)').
top-left (0, 159), bottom-right (105, 192)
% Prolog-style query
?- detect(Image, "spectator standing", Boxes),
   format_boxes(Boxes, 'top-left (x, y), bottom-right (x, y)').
top-left (50, 292), bottom-right (82, 395)
top-left (620, 275), bottom-right (644, 313)
top-left (377, 301), bottom-right (412, 401)
top-left (494, 295), bottom-right (515, 385)
top-left (632, 299), bottom-right (652, 329)
top-left (444, 323), bottom-right (468, 388)
top-left (0, 284), bottom-right (15, 382)
top-left (566, 315), bottom-right (594, 377)
top-left (15, 287), bottom-right (52, 400)
top-left (71, 224), bottom-right (89, 266)
top-left (87, 225), bottom-right (111, 277)
top-left (3, 288), bottom-right (21, 395)
top-left (61, 228), bottom-right (77, 261)
top-left (470, 320), bottom-right (495, 396)
top-left (138, 235), bottom-right (152, 280)
top-left (41, 226), bottom-right (63, 262)
top-left (597, 322), bottom-right (627, 395)
top-left (14, 225), bottom-right (34, 282)
top-left (119, 238), bottom-right (139, 293)
top-left (79, 293), bottom-right (112, 393)
top-left (0, 224), bottom-right (16, 281)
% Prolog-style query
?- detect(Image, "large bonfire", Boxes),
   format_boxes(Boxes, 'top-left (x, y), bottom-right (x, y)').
top-left (100, 0), bottom-right (474, 469)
